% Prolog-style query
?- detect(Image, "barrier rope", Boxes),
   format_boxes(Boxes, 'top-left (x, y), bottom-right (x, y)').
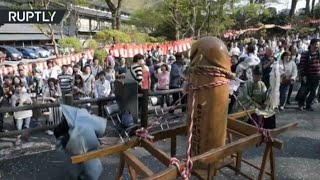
top-left (136, 65), bottom-right (233, 179)
top-left (232, 94), bottom-right (273, 144)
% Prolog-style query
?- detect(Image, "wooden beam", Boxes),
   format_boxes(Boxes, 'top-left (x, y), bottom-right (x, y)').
top-left (127, 163), bottom-right (138, 180)
top-left (71, 124), bottom-right (186, 164)
top-left (115, 154), bottom-right (125, 180)
top-left (123, 150), bottom-right (154, 177)
top-left (227, 118), bottom-right (292, 149)
top-left (72, 139), bottom-right (139, 164)
top-left (170, 136), bottom-right (177, 157)
top-left (228, 110), bottom-right (254, 119)
top-left (141, 139), bottom-right (172, 166)
top-left (196, 134), bottom-right (263, 164)
top-left (143, 166), bottom-right (178, 180)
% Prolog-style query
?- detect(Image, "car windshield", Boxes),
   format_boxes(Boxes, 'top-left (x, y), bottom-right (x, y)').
top-left (6, 47), bottom-right (20, 54)
top-left (25, 48), bottom-right (35, 53)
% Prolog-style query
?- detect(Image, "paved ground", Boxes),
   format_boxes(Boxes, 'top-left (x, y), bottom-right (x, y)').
top-left (0, 98), bottom-right (320, 180)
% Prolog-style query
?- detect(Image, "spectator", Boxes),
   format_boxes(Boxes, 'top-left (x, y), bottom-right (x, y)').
top-left (58, 65), bottom-right (73, 95)
top-left (43, 78), bottom-right (61, 126)
top-left (32, 64), bottom-right (43, 95)
top-left (95, 71), bottom-right (111, 117)
top-left (12, 76), bottom-right (27, 93)
top-left (68, 61), bottom-right (76, 75)
top-left (157, 64), bottom-right (170, 107)
top-left (115, 58), bottom-right (127, 79)
top-left (169, 52), bottom-right (186, 113)
top-left (105, 67), bottom-right (115, 87)
top-left (72, 64), bottom-right (82, 76)
top-left (0, 84), bottom-right (11, 132)
top-left (236, 67), bottom-right (275, 129)
top-left (18, 69), bottom-right (33, 93)
top-left (260, 47), bottom-right (277, 88)
top-left (11, 83), bottom-right (33, 130)
top-left (152, 46), bottom-right (163, 63)
top-left (287, 45), bottom-right (301, 104)
top-left (78, 52), bottom-right (87, 71)
top-left (279, 52), bottom-right (297, 110)
top-left (43, 60), bottom-right (58, 80)
top-left (73, 74), bottom-right (86, 100)
top-left (298, 38), bottom-right (320, 111)
top-left (53, 60), bottom-right (62, 75)
top-left (230, 42), bottom-right (241, 56)
top-left (146, 58), bottom-right (156, 91)
top-left (104, 50), bottom-right (115, 71)
top-left (92, 58), bottom-right (103, 78)
top-left (126, 53), bottom-right (143, 85)
top-left (81, 65), bottom-right (95, 98)
top-left (236, 45), bottom-right (260, 81)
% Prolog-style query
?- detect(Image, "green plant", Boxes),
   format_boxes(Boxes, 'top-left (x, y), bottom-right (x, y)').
top-left (94, 48), bottom-right (108, 65)
top-left (58, 37), bottom-right (83, 53)
top-left (95, 29), bottom-right (131, 44)
top-left (83, 39), bottom-right (98, 50)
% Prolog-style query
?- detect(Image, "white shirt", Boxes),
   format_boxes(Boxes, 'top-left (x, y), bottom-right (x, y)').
top-left (95, 79), bottom-right (111, 98)
top-left (279, 60), bottom-right (298, 80)
top-left (230, 47), bottom-right (241, 56)
top-left (43, 68), bottom-right (58, 80)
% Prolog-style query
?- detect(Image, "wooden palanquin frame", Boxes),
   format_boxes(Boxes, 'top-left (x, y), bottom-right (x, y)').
top-left (71, 110), bottom-right (297, 180)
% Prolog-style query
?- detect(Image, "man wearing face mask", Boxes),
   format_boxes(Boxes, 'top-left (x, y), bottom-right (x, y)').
top-left (298, 38), bottom-right (320, 111)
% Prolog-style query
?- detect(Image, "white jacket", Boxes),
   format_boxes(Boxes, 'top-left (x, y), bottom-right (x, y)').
top-left (279, 60), bottom-right (298, 80)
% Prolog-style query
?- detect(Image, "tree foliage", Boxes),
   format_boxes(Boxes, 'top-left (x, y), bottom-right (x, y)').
top-left (95, 29), bottom-right (131, 44)
top-left (58, 37), bottom-right (83, 52)
top-left (83, 39), bottom-right (98, 50)
top-left (94, 48), bottom-right (108, 64)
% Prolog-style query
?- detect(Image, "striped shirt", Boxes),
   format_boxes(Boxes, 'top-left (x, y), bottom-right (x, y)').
top-left (298, 51), bottom-right (320, 78)
top-left (130, 64), bottom-right (143, 83)
top-left (58, 73), bottom-right (73, 93)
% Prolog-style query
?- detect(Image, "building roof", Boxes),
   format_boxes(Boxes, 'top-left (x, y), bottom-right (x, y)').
top-left (72, 6), bottom-right (130, 22)
top-left (0, 24), bottom-right (44, 34)
top-left (0, 34), bottom-right (61, 41)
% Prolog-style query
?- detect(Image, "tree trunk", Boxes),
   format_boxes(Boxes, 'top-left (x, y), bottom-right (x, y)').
top-left (105, 0), bottom-right (123, 30)
top-left (189, 0), bottom-right (197, 38)
top-left (250, 0), bottom-right (254, 4)
top-left (60, 10), bottom-right (71, 39)
top-left (311, 0), bottom-right (317, 18)
top-left (289, 0), bottom-right (298, 18)
top-left (305, 0), bottom-right (311, 16)
top-left (175, 25), bottom-right (180, 40)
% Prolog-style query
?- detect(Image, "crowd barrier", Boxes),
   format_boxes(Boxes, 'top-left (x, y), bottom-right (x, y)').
top-left (0, 88), bottom-right (184, 137)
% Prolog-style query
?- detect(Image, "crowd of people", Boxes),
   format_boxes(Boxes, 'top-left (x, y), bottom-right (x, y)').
top-left (229, 33), bottom-right (320, 128)
top-left (0, 33), bottom-right (319, 132)
top-left (0, 45), bottom-right (189, 132)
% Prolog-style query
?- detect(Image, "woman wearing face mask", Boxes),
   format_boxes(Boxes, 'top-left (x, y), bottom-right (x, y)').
top-left (81, 65), bottom-right (95, 98)
top-left (43, 78), bottom-right (62, 126)
top-left (11, 83), bottom-right (33, 130)
top-left (286, 45), bottom-right (301, 104)
top-left (73, 74), bottom-right (86, 100)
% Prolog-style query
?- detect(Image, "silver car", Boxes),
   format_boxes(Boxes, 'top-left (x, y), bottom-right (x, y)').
top-left (29, 46), bottom-right (51, 58)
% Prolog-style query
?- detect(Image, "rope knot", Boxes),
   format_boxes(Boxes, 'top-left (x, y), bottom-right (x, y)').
top-left (135, 127), bottom-right (154, 142)
top-left (258, 128), bottom-right (274, 143)
top-left (170, 157), bottom-right (190, 180)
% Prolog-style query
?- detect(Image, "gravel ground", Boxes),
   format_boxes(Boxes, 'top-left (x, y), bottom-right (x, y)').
top-left (0, 99), bottom-right (320, 180)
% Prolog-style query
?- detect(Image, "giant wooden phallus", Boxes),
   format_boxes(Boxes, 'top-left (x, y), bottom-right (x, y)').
top-left (187, 37), bottom-right (234, 157)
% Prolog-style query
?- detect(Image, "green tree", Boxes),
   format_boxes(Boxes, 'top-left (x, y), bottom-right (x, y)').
top-left (95, 29), bottom-right (131, 44)
top-left (58, 37), bottom-right (83, 53)
top-left (94, 48), bottom-right (108, 64)
top-left (83, 39), bottom-right (98, 50)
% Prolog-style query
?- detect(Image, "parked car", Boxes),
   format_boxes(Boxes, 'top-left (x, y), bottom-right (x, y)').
top-left (0, 46), bottom-right (22, 61)
top-left (42, 45), bottom-right (55, 55)
top-left (16, 47), bottom-right (39, 59)
top-left (29, 46), bottom-right (50, 58)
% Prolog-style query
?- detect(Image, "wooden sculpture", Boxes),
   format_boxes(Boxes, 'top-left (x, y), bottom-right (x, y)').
top-left (188, 37), bottom-right (235, 155)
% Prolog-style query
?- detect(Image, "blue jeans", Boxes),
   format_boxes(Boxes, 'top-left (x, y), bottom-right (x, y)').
top-left (280, 84), bottom-right (290, 107)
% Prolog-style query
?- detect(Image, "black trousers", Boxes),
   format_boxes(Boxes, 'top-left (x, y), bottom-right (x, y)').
top-left (298, 78), bottom-right (320, 107)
